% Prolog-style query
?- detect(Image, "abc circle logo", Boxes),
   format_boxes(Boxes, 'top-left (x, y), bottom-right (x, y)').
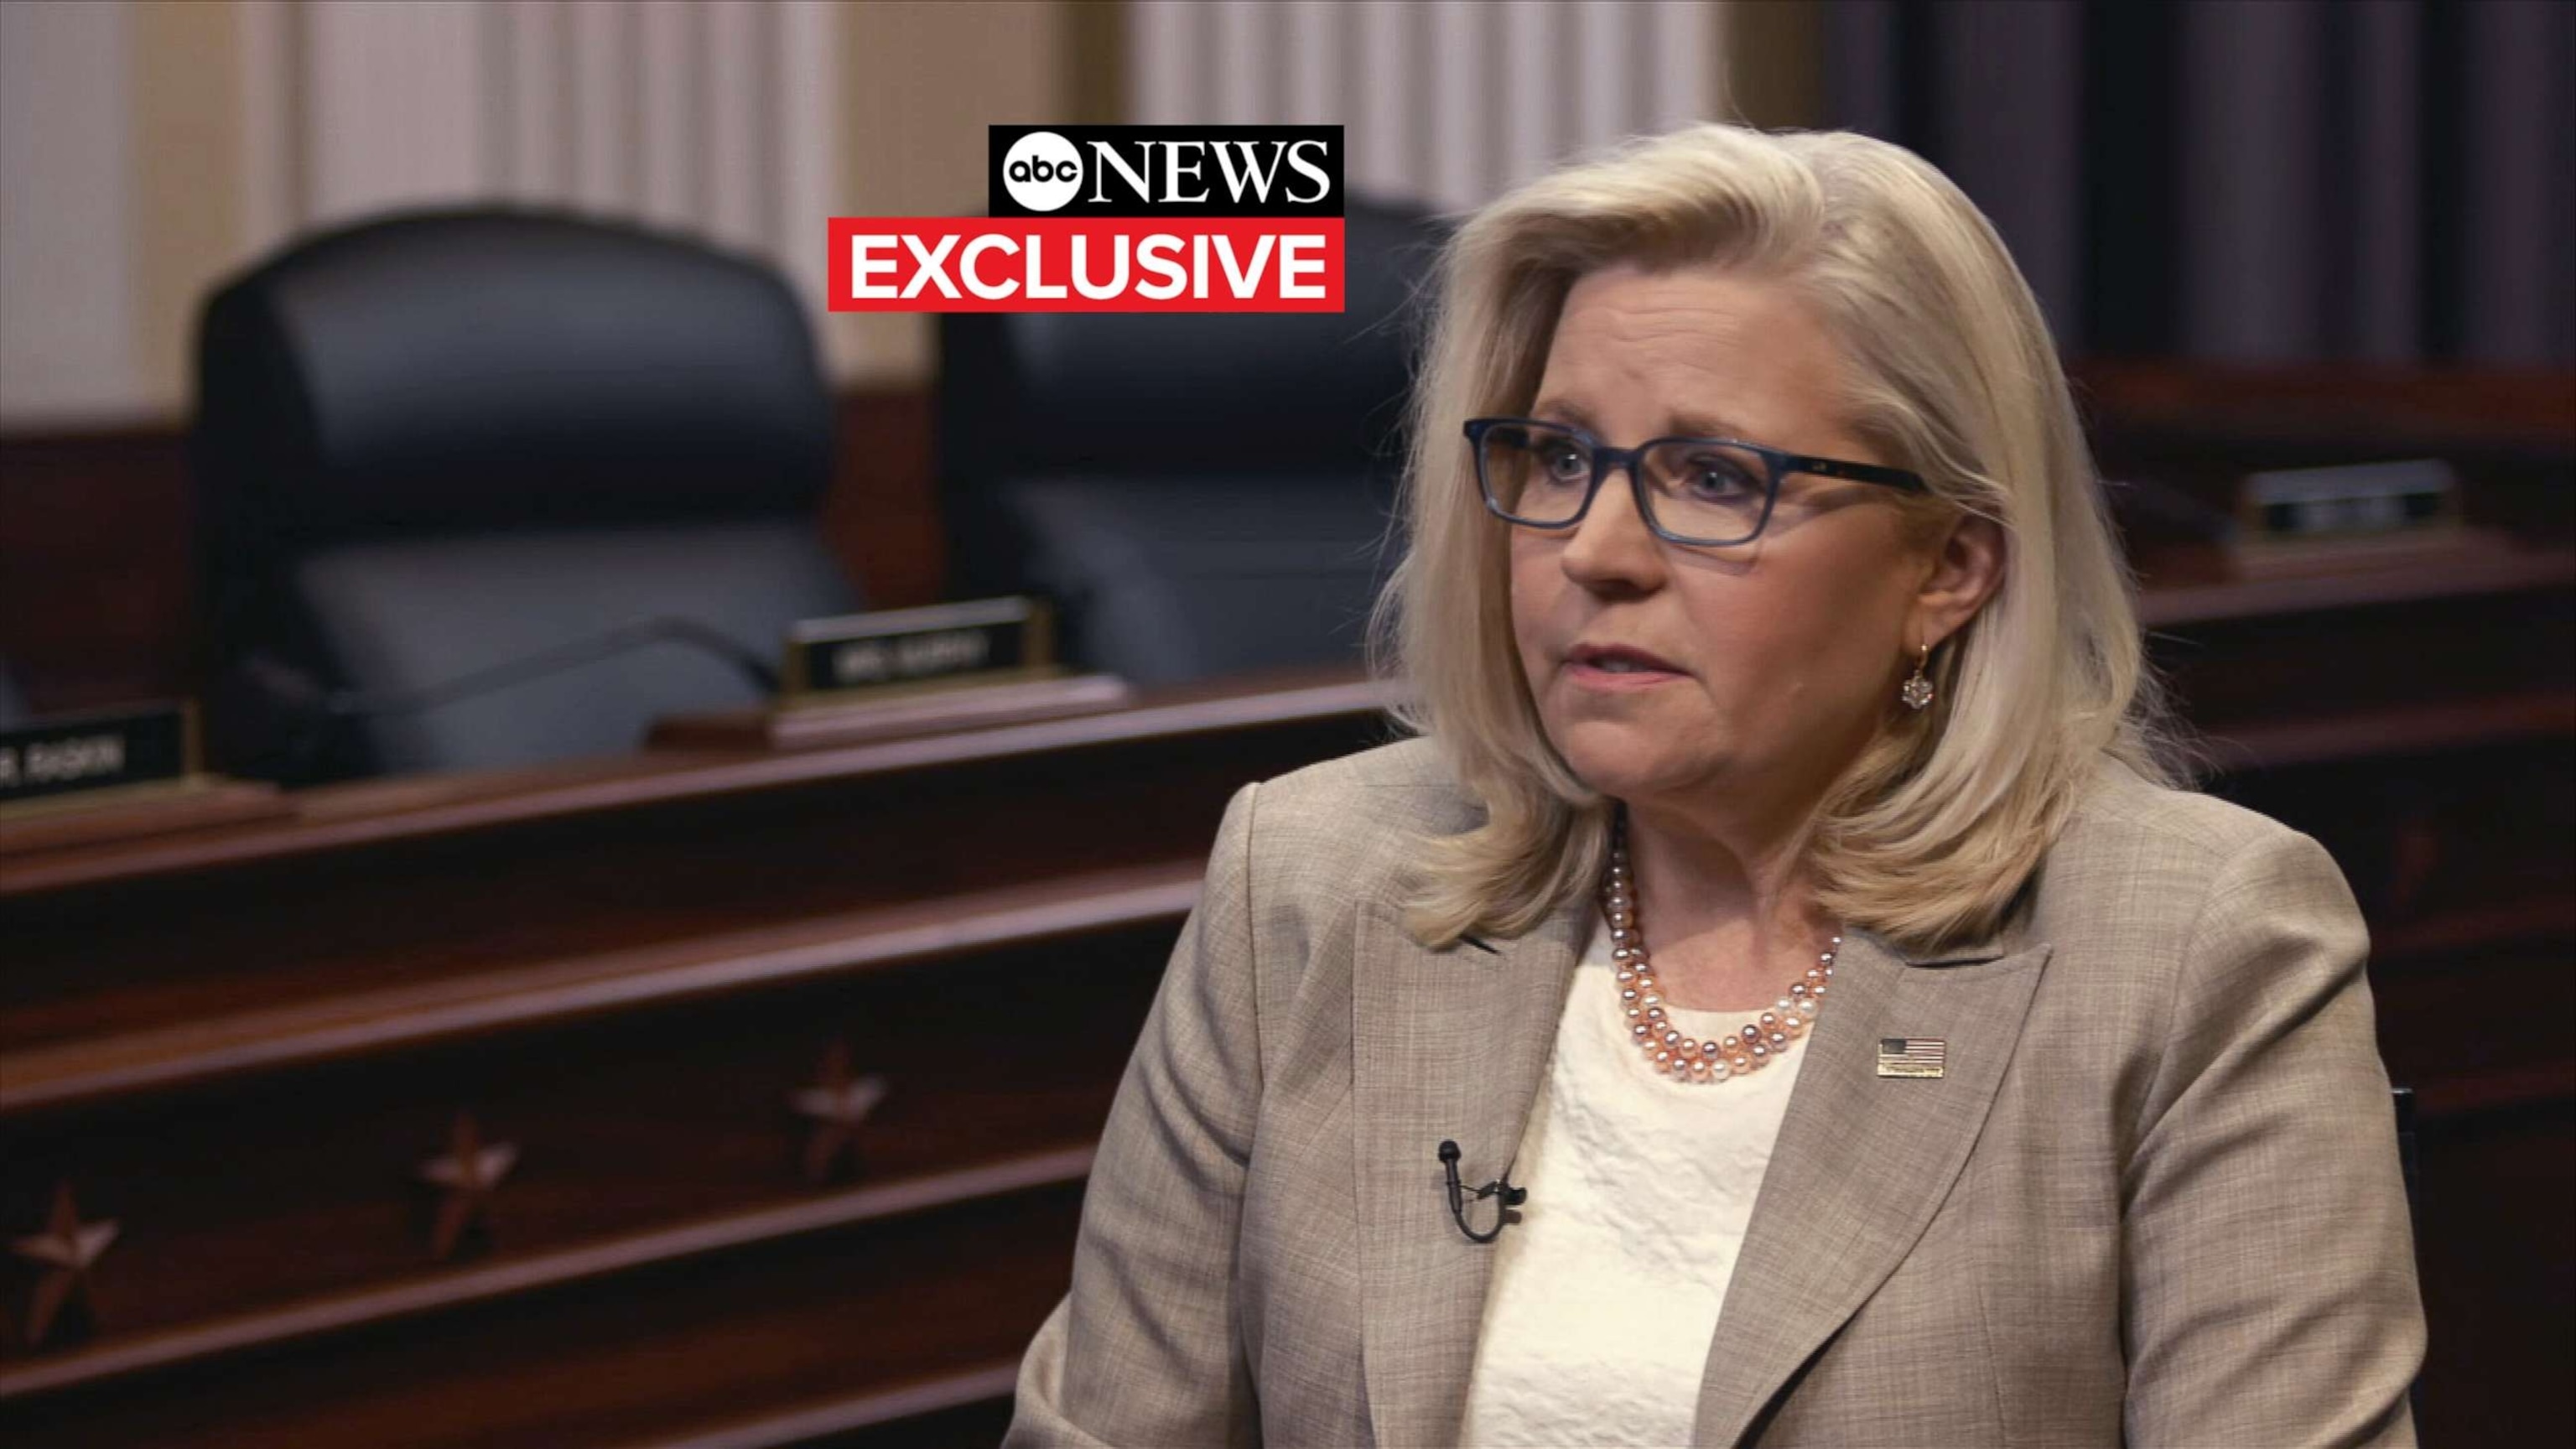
top-left (1003, 132), bottom-right (1083, 212)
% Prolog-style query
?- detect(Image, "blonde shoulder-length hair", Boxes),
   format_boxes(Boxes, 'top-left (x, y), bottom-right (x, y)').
top-left (1367, 122), bottom-right (2184, 953)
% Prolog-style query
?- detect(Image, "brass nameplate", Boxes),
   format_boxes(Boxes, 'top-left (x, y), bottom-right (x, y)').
top-left (782, 597), bottom-right (1057, 699)
top-left (0, 702), bottom-right (199, 810)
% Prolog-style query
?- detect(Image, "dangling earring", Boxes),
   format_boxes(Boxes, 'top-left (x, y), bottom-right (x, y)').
top-left (1900, 642), bottom-right (1935, 711)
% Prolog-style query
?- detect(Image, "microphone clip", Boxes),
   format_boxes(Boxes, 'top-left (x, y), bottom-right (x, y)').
top-left (1438, 1139), bottom-right (1526, 1244)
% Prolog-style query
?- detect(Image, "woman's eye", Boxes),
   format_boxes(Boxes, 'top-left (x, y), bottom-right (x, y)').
top-left (1685, 456), bottom-right (1757, 496)
top-left (1536, 444), bottom-right (1589, 481)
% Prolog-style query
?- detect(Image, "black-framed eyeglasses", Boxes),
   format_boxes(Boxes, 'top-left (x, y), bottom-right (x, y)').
top-left (1463, 417), bottom-right (1928, 548)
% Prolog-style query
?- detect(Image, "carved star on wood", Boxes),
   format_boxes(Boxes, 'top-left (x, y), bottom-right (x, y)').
top-left (416, 1112), bottom-right (518, 1260)
top-left (792, 1040), bottom-right (890, 1182)
top-left (10, 1181), bottom-right (118, 1347)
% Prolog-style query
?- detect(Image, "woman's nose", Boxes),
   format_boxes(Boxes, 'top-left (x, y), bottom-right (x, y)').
top-left (1561, 460), bottom-right (1666, 589)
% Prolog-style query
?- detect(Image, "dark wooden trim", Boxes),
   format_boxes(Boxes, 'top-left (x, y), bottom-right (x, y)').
top-left (2415, 1062), bottom-right (2576, 1120)
top-left (2073, 361), bottom-right (2576, 449)
top-left (0, 1177), bottom-right (1088, 1444)
top-left (0, 423), bottom-right (198, 715)
top-left (627, 1363), bottom-right (1021, 1449)
top-left (0, 865), bottom-right (1199, 1116)
top-left (2134, 546), bottom-right (2576, 627)
top-left (2195, 689), bottom-right (2576, 771)
top-left (0, 1146), bottom-right (1090, 1400)
top-left (2373, 897), bottom-right (2576, 960)
top-left (0, 777), bottom-right (288, 856)
top-left (1, 669), bottom-right (1391, 896)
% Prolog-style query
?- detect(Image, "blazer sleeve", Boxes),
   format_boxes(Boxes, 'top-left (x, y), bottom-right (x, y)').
top-left (2121, 826), bottom-right (2427, 1447)
top-left (1005, 781), bottom-right (1266, 1448)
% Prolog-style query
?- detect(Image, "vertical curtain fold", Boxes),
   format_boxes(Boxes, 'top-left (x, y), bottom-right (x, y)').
top-left (1825, 0), bottom-right (2574, 366)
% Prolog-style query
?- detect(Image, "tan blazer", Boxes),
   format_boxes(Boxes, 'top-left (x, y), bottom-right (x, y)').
top-left (1005, 738), bottom-right (2424, 1447)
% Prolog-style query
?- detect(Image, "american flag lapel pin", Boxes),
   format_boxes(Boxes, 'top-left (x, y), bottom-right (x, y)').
top-left (1877, 1037), bottom-right (1947, 1079)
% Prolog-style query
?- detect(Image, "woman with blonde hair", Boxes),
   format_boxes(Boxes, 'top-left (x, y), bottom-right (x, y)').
top-left (1006, 122), bottom-right (2423, 1447)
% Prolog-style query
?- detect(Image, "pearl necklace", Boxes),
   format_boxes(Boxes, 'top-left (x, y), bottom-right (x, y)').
top-left (1602, 811), bottom-right (1838, 1084)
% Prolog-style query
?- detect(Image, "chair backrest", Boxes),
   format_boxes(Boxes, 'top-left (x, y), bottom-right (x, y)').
top-left (194, 208), bottom-right (857, 780)
top-left (935, 197), bottom-right (1444, 683)
top-left (938, 196), bottom-right (1440, 497)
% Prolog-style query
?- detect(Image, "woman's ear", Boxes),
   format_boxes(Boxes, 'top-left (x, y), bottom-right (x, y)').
top-left (1912, 512), bottom-right (2006, 649)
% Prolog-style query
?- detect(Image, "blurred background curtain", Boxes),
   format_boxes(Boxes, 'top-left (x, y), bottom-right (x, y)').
top-left (1825, 0), bottom-right (2576, 366)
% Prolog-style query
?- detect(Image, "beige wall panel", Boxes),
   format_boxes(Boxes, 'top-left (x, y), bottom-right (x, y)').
top-left (701, 0), bottom-right (772, 251)
top-left (0, 1), bottom-right (139, 427)
top-left (235, 0), bottom-right (303, 260)
top-left (302, 0), bottom-right (491, 226)
top-left (834, 0), bottom-right (1071, 384)
top-left (131, 0), bottom-right (249, 416)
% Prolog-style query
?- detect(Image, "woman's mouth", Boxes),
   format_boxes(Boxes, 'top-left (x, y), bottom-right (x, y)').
top-left (1566, 644), bottom-right (1686, 689)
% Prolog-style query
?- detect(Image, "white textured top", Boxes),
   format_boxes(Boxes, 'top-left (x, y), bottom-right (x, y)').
top-left (1456, 906), bottom-right (1811, 1449)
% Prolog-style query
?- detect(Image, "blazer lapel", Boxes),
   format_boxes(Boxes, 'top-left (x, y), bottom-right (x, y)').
top-left (1351, 893), bottom-right (1587, 1449)
top-left (1691, 928), bottom-right (2054, 1448)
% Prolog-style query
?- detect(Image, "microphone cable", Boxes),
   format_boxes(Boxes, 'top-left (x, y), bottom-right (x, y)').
top-left (1439, 1138), bottom-right (1527, 1244)
top-left (317, 614), bottom-right (779, 719)
top-left (242, 614), bottom-right (780, 782)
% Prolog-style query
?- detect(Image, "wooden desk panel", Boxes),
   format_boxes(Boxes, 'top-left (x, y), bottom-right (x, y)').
top-left (2150, 582), bottom-right (2575, 730)
top-left (2215, 733), bottom-right (2576, 927)
top-left (2, 675), bottom-right (1392, 1090)
top-left (1, 931), bottom-right (1163, 1378)
top-left (2410, 1103), bottom-right (2576, 1449)
top-left (0, 672), bottom-right (1394, 897)
top-left (6, 1185), bottom-right (1085, 1449)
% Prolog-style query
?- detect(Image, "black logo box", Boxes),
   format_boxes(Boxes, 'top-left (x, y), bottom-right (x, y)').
top-left (988, 124), bottom-right (1343, 218)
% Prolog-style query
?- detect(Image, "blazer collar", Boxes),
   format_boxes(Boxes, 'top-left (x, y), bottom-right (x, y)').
top-left (1349, 891), bottom-right (2050, 1448)
top-left (1351, 891), bottom-right (1586, 1449)
top-left (1690, 925), bottom-right (2052, 1446)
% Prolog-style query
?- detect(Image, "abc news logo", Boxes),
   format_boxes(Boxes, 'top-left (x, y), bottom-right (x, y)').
top-left (829, 124), bottom-right (1345, 314)
top-left (991, 125), bottom-right (1341, 217)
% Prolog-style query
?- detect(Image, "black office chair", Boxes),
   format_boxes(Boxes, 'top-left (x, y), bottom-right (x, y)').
top-left (193, 208), bottom-right (858, 782)
top-left (937, 197), bottom-right (1443, 687)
